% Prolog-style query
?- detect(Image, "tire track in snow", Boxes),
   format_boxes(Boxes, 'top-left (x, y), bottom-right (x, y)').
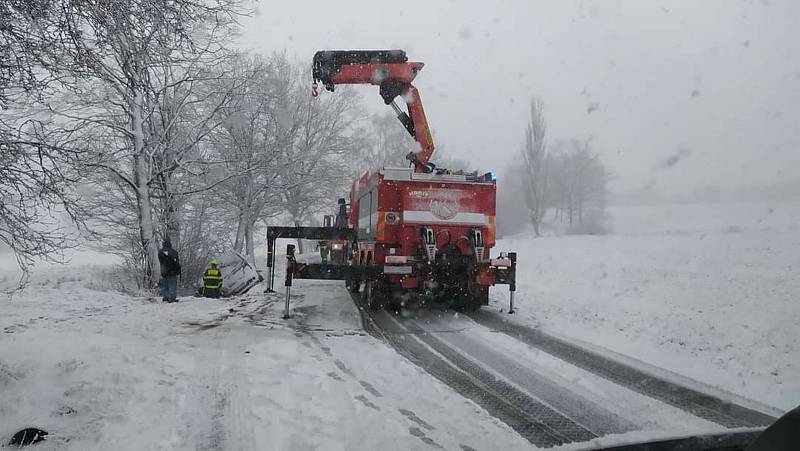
top-left (468, 310), bottom-right (777, 428)
top-left (399, 408), bottom-right (435, 430)
top-left (206, 371), bottom-right (228, 451)
top-left (171, 331), bottom-right (258, 451)
top-left (397, 315), bottom-right (600, 443)
top-left (409, 426), bottom-right (443, 449)
top-left (301, 315), bottom-right (451, 449)
top-left (222, 361), bottom-right (258, 451)
top-left (355, 299), bottom-right (597, 448)
top-left (414, 314), bottom-right (637, 436)
top-left (300, 314), bottom-right (391, 413)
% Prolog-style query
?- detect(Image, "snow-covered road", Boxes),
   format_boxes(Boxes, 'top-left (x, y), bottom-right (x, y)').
top-left (0, 269), bottom-right (530, 450)
top-left (361, 304), bottom-right (776, 449)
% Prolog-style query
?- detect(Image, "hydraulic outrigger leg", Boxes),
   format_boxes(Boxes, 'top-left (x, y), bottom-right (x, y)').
top-left (283, 244), bottom-right (295, 319)
top-left (508, 252), bottom-right (517, 314)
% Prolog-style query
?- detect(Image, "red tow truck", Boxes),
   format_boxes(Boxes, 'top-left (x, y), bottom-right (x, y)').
top-left (266, 50), bottom-right (516, 313)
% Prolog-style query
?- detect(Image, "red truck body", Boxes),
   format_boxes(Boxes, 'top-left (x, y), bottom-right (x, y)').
top-left (265, 50), bottom-right (516, 313)
top-left (347, 167), bottom-right (502, 309)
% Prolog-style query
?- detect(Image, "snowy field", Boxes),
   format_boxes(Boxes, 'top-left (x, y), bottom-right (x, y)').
top-left (492, 200), bottom-right (800, 412)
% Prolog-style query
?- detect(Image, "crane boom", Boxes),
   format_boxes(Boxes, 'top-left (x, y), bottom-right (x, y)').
top-left (312, 50), bottom-right (435, 173)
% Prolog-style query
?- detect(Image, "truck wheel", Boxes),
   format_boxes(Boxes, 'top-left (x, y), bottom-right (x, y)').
top-left (346, 277), bottom-right (360, 293)
top-left (386, 289), bottom-right (403, 313)
top-left (462, 286), bottom-right (488, 313)
top-left (363, 281), bottom-right (385, 311)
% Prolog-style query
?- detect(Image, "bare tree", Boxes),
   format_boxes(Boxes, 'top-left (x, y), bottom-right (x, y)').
top-left (355, 111), bottom-right (469, 176)
top-left (276, 69), bottom-right (365, 231)
top-left (521, 97), bottom-right (549, 236)
top-left (41, 0), bottom-right (242, 287)
top-left (203, 54), bottom-right (366, 263)
top-left (147, 61), bottom-right (243, 253)
top-left (357, 111), bottom-right (415, 170)
top-left (0, 115), bottom-right (88, 276)
top-left (210, 53), bottom-right (286, 265)
top-left (178, 193), bottom-right (232, 286)
top-left (0, 1), bottom-right (96, 276)
top-left (549, 138), bottom-right (609, 227)
top-left (0, 0), bottom-right (83, 107)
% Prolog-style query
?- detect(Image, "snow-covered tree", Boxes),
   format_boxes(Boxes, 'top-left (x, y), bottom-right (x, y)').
top-left (354, 111), bottom-right (470, 175)
top-left (208, 53), bottom-right (288, 265)
top-left (0, 114), bottom-right (88, 275)
top-left (521, 97), bottom-right (550, 237)
top-left (275, 66), bottom-right (365, 229)
top-left (549, 138), bottom-right (609, 226)
top-left (42, 0), bottom-right (242, 287)
top-left (0, 1), bottom-right (95, 275)
top-left (357, 111), bottom-right (415, 170)
top-left (0, 0), bottom-right (80, 107)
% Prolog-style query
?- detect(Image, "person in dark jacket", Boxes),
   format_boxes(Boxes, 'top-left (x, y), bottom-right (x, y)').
top-left (201, 258), bottom-right (224, 298)
top-left (158, 238), bottom-right (181, 303)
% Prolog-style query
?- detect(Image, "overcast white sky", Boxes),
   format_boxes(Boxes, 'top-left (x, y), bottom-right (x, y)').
top-left (240, 0), bottom-right (800, 193)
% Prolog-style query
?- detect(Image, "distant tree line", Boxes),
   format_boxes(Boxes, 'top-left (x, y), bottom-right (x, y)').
top-left (498, 97), bottom-right (610, 237)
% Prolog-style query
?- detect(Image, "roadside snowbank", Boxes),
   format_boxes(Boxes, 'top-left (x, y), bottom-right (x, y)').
top-left (492, 201), bottom-right (800, 411)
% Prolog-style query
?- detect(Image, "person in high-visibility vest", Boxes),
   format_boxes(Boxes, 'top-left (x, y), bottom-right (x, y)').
top-left (201, 259), bottom-right (223, 298)
top-left (319, 240), bottom-right (330, 264)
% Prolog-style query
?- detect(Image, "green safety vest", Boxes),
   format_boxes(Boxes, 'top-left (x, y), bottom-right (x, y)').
top-left (203, 268), bottom-right (223, 289)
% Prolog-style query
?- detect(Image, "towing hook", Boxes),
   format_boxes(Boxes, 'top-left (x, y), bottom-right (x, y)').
top-left (311, 82), bottom-right (319, 97)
